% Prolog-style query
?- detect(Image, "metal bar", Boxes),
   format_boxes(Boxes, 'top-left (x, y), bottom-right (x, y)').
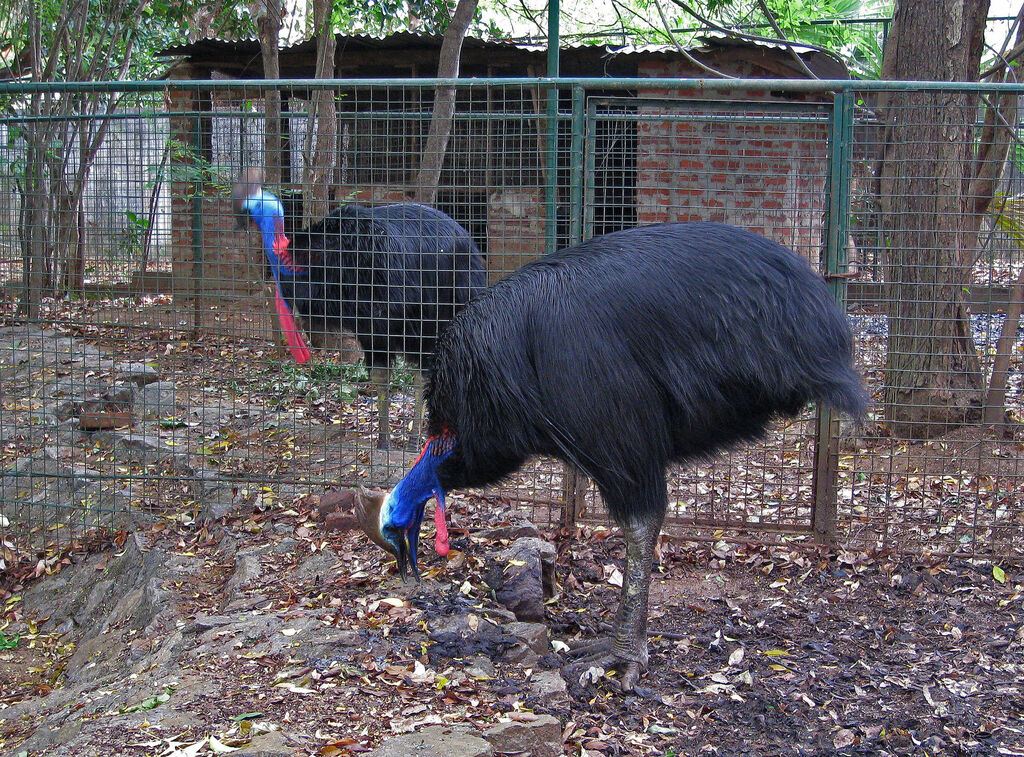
top-left (583, 97), bottom-right (597, 241)
top-left (560, 83), bottom-right (588, 529)
top-left (190, 112), bottom-right (204, 335)
top-left (569, 84), bottom-right (585, 245)
top-left (544, 0), bottom-right (560, 257)
top-left (811, 89), bottom-right (854, 544)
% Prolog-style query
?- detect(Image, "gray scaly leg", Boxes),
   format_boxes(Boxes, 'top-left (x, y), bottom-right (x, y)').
top-left (564, 508), bottom-right (664, 692)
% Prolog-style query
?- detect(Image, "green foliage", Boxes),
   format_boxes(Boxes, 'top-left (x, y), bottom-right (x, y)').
top-left (332, 0), bottom-right (497, 38)
top-left (721, 0), bottom-right (893, 78)
top-left (0, 631), bottom-right (20, 650)
top-left (260, 360), bottom-right (371, 404)
top-left (620, 0), bottom-right (893, 79)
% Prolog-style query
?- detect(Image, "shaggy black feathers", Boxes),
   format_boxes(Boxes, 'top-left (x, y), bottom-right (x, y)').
top-left (281, 203), bottom-right (487, 370)
top-left (427, 222), bottom-right (867, 522)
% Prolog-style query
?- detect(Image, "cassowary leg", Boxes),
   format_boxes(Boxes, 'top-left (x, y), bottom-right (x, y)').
top-left (565, 510), bottom-right (664, 692)
top-left (371, 366), bottom-right (391, 450)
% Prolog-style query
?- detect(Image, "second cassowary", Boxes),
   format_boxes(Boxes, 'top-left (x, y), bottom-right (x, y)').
top-left (356, 222), bottom-right (867, 691)
top-left (233, 173), bottom-right (487, 449)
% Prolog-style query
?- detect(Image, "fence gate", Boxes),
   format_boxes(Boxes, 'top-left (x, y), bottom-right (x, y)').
top-left (571, 93), bottom-right (852, 542)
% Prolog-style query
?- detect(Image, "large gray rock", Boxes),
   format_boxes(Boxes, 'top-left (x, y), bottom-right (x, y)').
top-left (369, 726), bottom-right (493, 757)
top-left (20, 533), bottom-right (172, 684)
top-left (230, 730), bottom-right (296, 756)
top-left (483, 715), bottom-right (562, 757)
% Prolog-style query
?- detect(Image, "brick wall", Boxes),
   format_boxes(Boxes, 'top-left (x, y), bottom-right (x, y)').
top-left (484, 187), bottom-right (547, 284)
top-left (634, 61), bottom-right (830, 261)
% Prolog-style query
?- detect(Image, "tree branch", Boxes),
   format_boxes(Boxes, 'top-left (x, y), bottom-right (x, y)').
top-left (753, 0), bottom-right (820, 80)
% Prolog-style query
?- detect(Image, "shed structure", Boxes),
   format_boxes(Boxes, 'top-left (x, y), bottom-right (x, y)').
top-left (159, 33), bottom-right (847, 296)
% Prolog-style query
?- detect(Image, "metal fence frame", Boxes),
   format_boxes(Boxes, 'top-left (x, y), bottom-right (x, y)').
top-left (2, 76), bottom-right (1024, 562)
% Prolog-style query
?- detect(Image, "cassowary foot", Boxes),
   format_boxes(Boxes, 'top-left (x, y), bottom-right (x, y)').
top-left (562, 637), bottom-right (648, 693)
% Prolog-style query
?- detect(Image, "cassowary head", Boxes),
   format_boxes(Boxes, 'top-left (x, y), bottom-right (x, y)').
top-left (355, 433), bottom-right (456, 580)
top-left (232, 169), bottom-right (311, 364)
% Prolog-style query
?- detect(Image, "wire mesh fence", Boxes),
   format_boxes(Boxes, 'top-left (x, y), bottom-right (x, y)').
top-left (2, 78), bottom-right (1023, 569)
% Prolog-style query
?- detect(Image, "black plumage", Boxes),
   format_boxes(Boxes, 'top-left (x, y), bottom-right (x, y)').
top-left (429, 222), bottom-right (865, 505)
top-left (285, 203), bottom-right (487, 377)
top-left (360, 221), bottom-right (866, 691)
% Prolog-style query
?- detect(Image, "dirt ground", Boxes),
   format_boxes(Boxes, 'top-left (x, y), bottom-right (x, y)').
top-left (2, 491), bottom-right (1022, 757)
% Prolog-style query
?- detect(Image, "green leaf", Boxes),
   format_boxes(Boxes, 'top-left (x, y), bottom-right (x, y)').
top-left (231, 712), bottom-right (264, 722)
top-left (119, 687), bottom-right (173, 713)
top-left (993, 565), bottom-right (1006, 584)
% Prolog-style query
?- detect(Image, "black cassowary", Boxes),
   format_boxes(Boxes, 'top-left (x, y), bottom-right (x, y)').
top-left (233, 172), bottom-right (487, 449)
top-left (355, 222), bottom-right (867, 691)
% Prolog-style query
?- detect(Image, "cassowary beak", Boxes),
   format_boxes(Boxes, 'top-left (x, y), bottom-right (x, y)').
top-left (354, 486), bottom-right (419, 581)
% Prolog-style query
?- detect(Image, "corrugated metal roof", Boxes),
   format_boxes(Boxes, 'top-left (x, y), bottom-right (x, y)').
top-left (156, 30), bottom-right (847, 79)
top-left (159, 30), bottom-right (821, 58)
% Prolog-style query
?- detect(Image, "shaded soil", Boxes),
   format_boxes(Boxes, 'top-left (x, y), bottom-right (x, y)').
top-left (2, 492), bottom-right (1022, 757)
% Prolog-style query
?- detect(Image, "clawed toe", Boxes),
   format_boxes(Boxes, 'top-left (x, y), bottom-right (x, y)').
top-left (560, 637), bottom-right (646, 693)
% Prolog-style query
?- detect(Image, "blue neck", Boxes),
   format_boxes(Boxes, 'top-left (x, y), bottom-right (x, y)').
top-left (242, 191), bottom-right (295, 282)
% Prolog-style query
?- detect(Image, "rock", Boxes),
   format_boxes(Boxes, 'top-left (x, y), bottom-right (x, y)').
top-left (527, 670), bottom-right (568, 707)
top-left (485, 519), bottom-right (541, 541)
top-left (0, 448), bottom-right (129, 533)
top-left (504, 622), bottom-right (549, 655)
top-left (291, 548), bottom-right (339, 585)
top-left (485, 537), bottom-right (557, 622)
top-left (20, 533), bottom-right (172, 685)
top-left (428, 613), bottom-right (518, 663)
top-left (369, 726), bottom-right (493, 757)
top-left (193, 471), bottom-right (246, 522)
top-left (135, 380), bottom-right (178, 420)
top-left (114, 361), bottom-right (162, 386)
top-left (483, 715), bottom-right (562, 757)
top-left (500, 642), bottom-right (540, 667)
top-left (464, 656), bottom-right (496, 678)
top-left (93, 430), bottom-right (180, 463)
top-left (231, 730), bottom-right (295, 756)
top-left (224, 550), bottom-right (264, 602)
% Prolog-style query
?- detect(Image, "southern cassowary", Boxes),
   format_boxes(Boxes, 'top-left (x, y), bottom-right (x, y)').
top-left (233, 171), bottom-right (487, 449)
top-left (355, 222), bottom-right (867, 691)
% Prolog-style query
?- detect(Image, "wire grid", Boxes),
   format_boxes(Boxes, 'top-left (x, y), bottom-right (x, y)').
top-left (836, 86), bottom-right (1024, 558)
top-left (1, 80), bottom-right (1023, 565)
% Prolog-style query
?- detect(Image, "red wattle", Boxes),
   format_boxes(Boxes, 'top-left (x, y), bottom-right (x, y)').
top-left (433, 500), bottom-right (450, 557)
top-left (274, 292), bottom-right (312, 363)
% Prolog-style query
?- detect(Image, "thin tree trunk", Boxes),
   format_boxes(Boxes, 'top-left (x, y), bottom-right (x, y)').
top-left (979, 10), bottom-right (1024, 425)
top-left (259, 0), bottom-right (283, 187)
top-left (984, 264), bottom-right (1024, 425)
top-left (258, 0), bottom-right (288, 358)
top-left (414, 0), bottom-right (478, 206)
top-left (302, 0), bottom-right (336, 226)
top-left (132, 136), bottom-right (173, 295)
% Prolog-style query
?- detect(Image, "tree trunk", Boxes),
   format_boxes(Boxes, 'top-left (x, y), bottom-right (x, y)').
top-left (414, 0), bottom-right (478, 206)
top-left (259, 0), bottom-right (283, 188)
top-left (302, 0), bottom-right (336, 225)
top-left (877, 0), bottom-right (990, 438)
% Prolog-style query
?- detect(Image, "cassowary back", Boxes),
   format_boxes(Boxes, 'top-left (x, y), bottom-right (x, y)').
top-left (285, 203), bottom-right (486, 368)
top-left (427, 222), bottom-right (866, 517)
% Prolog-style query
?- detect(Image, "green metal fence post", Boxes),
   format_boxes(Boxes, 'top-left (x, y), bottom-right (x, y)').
top-left (561, 83), bottom-right (588, 531)
top-left (812, 89), bottom-right (854, 543)
top-left (191, 110), bottom-right (204, 335)
top-left (544, 0), bottom-right (560, 256)
top-left (569, 84), bottom-right (585, 245)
